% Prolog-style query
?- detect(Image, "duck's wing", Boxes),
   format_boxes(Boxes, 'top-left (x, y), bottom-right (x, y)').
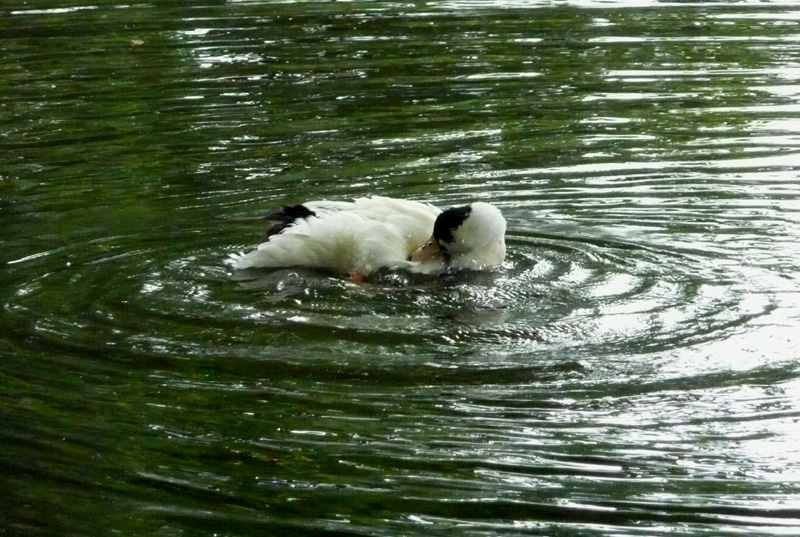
top-left (231, 210), bottom-right (408, 273)
top-left (354, 196), bottom-right (440, 222)
top-left (231, 219), bottom-right (331, 270)
top-left (324, 196), bottom-right (440, 237)
top-left (305, 196), bottom-right (438, 220)
top-left (302, 196), bottom-right (439, 250)
top-left (231, 197), bottom-right (440, 272)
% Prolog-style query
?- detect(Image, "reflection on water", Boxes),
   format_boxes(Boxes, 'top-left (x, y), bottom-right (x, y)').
top-left (2, 1), bottom-right (800, 536)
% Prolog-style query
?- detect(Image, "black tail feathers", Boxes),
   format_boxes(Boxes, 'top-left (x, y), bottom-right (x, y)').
top-left (263, 204), bottom-right (317, 239)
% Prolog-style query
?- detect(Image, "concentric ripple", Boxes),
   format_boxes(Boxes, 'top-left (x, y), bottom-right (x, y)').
top-left (3, 211), bottom-right (780, 385)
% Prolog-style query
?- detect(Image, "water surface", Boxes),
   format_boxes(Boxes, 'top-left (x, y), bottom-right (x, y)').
top-left (2, 1), bottom-right (800, 535)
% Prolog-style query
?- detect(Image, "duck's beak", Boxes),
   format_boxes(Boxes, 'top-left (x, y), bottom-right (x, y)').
top-left (410, 238), bottom-right (441, 262)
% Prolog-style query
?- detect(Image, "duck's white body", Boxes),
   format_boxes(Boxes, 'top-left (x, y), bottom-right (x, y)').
top-left (230, 196), bottom-right (506, 277)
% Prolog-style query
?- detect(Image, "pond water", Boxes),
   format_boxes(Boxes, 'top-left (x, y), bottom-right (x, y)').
top-left (2, 1), bottom-right (800, 535)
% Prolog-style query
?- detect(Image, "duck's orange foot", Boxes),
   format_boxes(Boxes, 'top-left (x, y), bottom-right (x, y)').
top-left (348, 271), bottom-right (366, 283)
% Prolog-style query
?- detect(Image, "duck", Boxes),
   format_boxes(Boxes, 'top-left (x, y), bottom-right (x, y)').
top-left (230, 196), bottom-right (506, 279)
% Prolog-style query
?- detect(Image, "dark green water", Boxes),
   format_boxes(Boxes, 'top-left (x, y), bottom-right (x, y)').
top-left (3, 1), bottom-right (800, 535)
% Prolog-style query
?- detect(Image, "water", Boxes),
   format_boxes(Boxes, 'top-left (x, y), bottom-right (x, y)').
top-left (2, 1), bottom-right (800, 535)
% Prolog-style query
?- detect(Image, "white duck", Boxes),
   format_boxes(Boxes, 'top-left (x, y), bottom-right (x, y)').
top-left (230, 196), bottom-right (506, 279)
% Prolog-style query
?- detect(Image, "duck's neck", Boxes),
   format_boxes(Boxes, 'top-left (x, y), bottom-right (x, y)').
top-left (451, 240), bottom-right (506, 270)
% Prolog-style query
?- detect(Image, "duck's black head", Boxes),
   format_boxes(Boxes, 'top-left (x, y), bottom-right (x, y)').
top-left (432, 205), bottom-right (472, 252)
